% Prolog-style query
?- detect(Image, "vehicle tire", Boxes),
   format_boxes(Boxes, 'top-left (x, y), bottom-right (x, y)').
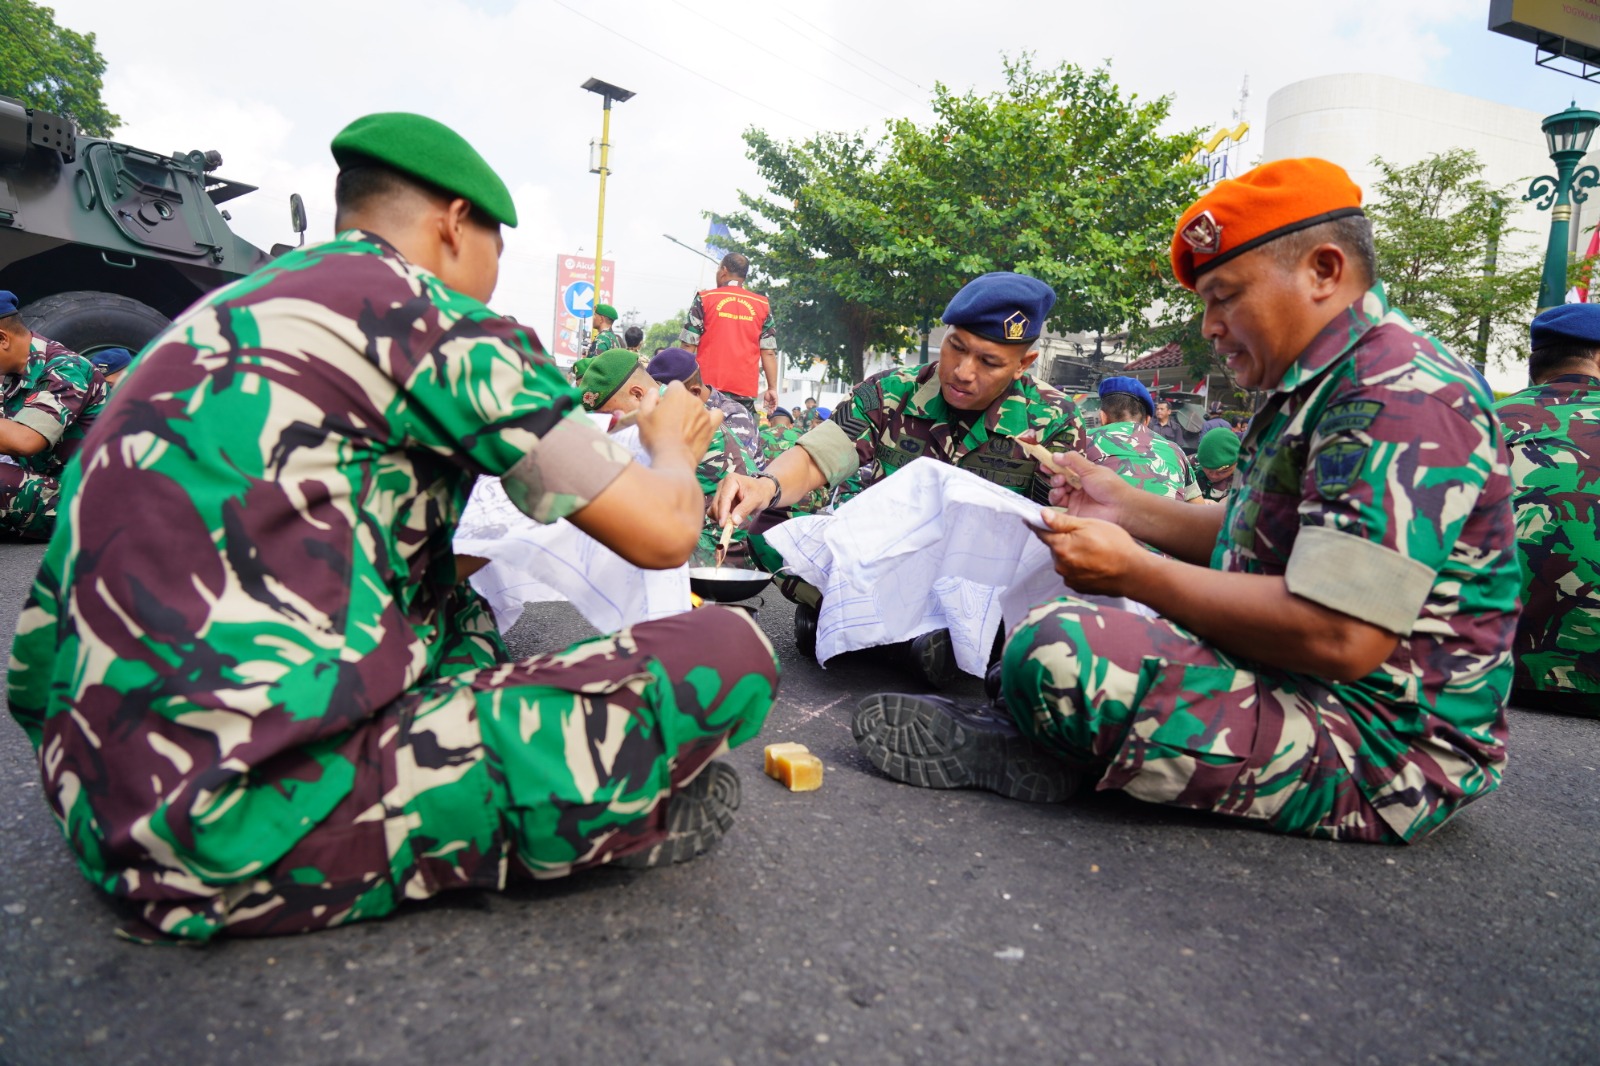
top-left (794, 603), bottom-right (819, 660)
top-left (20, 291), bottom-right (171, 359)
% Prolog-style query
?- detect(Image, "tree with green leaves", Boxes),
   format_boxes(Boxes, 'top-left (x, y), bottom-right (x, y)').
top-left (1367, 149), bottom-right (1538, 371)
top-left (640, 314), bottom-right (685, 356)
top-left (720, 55), bottom-right (1201, 382)
top-left (0, 0), bottom-right (118, 137)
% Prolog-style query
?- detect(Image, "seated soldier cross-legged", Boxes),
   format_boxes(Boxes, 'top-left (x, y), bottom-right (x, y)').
top-left (7, 113), bottom-right (779, 943)
top-left (853, 158), bottom-right (1520, 845)
top-left (710, 272), bottom-right (1087, 687)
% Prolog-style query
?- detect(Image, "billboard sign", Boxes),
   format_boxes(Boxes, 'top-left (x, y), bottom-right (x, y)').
top-left (1490, 0), bottom-right (1600, 62)
top-left (551, 254), bottom-right (615, 363)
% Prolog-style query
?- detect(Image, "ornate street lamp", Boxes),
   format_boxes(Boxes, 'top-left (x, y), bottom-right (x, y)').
top-left (1526, 103), bottom-right (1600, 310)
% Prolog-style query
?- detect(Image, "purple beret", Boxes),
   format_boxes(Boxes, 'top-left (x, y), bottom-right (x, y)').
top-left (646, 346), bottom-right (699, 383)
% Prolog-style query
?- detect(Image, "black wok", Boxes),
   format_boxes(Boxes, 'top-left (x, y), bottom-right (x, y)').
top-left (688, 566), bottom-right (772, 603)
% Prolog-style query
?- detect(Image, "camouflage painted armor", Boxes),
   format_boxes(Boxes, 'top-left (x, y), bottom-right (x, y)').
top-left (1494, 373), bottom-right (1600, 699)
top-left (1003, 285), bottom-right (1519, 843)
top-left (1195, 467), bottom-right (1237, 503)
top-left (831, 362), bottom-right (1086, 505)
top-left (1085, 422), bottom-right (1200, 503)
top-left (0, 334), bottom-right (106, 538)
top-left (7, 230), bottom-right (780, 941)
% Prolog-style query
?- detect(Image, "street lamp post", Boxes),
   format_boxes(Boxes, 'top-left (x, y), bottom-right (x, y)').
top-left (581, 77), bottom-right (635, 341)
top-left (1526, 103), bottom-right (1600, 311)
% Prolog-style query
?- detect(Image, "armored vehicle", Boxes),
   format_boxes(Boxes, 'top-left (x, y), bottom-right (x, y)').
top-left (0, 95), bottom-right (304, 357)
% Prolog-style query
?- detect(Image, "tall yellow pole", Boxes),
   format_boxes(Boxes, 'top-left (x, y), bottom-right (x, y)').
top-left (592, 99), bottom-right (612, 307)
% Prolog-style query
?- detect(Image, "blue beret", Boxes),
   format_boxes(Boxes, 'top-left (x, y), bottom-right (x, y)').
top-left (1097, 375), bottom-right (1155, 417)
top-left (0, 291), bottom-right (18, 317)
top-left (942, 272), bottom-right (1057, 344)
top-left (646, 346), bottom-right (698, 383)
top-left (92, 347), bottom-right (133, 374)
top-left (1530, 304), bottom-right (1600, 350)
top-left (816, 407), bottom-right (832, 420)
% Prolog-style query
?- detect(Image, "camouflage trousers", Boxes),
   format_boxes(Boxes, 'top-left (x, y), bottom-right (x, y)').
top-left (152, 605), bottom-right (779, 939)
top-left (1002, 596), bottom-right (1399, 844)
top-left (0, 463), bottom-right (59, 540)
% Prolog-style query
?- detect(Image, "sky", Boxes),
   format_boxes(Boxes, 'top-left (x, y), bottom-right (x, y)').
top-left (44, 0), bottom-right (1595, 347)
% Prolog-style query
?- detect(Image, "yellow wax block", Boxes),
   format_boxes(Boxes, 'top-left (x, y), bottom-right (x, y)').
top-left (775, 751), bottom-right (823, 792)
top-left (764, 742), bottom-right (810, 779)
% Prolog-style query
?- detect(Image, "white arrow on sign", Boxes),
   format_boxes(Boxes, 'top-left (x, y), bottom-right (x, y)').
top-left (564, 281), bottom-right (596, 317)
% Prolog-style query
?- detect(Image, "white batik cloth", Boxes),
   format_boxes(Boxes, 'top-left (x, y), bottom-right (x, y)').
top-left (761, 457), bottom-right (1152, 677)
top-left (453, 424), bottom-right (691, 634)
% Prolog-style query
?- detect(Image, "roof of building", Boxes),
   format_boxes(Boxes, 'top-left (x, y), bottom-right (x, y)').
top-left (1121, 343), bottom-right (1184, 373)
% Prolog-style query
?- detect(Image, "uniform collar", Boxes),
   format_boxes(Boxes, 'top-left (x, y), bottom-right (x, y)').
top-left (1272, 282), bottom-right (1394, 397)
top-left (1540, 372), bottom-right (1600, 388)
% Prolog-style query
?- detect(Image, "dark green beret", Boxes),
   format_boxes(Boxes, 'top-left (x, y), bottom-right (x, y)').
top-left (579, 349), bottom-right (648, 411)
top-left (331, 112), bottom-right (518, 228)
top-left (594, 303), bottom-right (619, 321)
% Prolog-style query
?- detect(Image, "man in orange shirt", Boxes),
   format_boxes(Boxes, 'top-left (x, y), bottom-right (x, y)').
top-left (681, 253), bottom-right (778, 417)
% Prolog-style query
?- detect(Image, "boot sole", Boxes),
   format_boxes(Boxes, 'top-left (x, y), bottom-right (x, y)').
top-left (613, 762), bottom-right (741, 868)
top-left (853, 694), bottom-right (1074, 804)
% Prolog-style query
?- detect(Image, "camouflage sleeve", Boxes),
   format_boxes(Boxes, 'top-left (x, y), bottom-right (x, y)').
top-left (1285, 385), bottom-right (1493, 636)
top-left (1038, 396), bottom-right (1087, 455)
top-left (11, 353), bottom-right (97, 446)
top-left (1175, 448), bottom-right (1202, 503)
top-left (593, 331), bottom-right (617, 355)
top-left (796, 419), bottom-right (859, 488)
top-left (399, 310), bottom-right (630, 523)
top-left (681, 292), bottom-right (705, 345)
top-left (759, 303), bottom-right (777, 351)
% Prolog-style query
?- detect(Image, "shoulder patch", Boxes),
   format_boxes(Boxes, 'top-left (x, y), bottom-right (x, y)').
top-left (1313, 440), bottom-right (1370, 499)
top-left (1319, 399), bottom-right (1385, 438)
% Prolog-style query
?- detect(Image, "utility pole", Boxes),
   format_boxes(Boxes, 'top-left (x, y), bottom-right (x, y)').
top-left (581, 77), bottom-right (635, 344)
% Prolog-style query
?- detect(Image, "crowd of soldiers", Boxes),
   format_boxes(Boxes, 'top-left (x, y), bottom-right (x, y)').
top-left (0, 112), bottom-right (1593, 943)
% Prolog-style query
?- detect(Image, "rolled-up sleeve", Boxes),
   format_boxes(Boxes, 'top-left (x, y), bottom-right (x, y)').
top-left (502, 413), bottom-right (631, 523)
top-left (796, 418), bottom-right (859, 488)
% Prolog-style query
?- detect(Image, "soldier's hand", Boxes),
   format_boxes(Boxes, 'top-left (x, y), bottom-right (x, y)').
top-left (637, 382), bottom-right (723, 465)
top-left (763, 388), bottom-right (779, 415)
top-left (1047, 451), bottom-right (1128, 523)
top-left (1031, 508), bottom-right (1144, 595)
top-left (712, 472), bottom-right (775, 528)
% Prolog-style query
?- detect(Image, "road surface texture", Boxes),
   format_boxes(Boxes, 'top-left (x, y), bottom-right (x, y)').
top-left (1, 540), bottom-right (1595, 1065)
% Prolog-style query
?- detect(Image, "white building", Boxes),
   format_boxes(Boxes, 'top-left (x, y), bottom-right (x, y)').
top-left (1262, 73), bottom-right (1573, 390)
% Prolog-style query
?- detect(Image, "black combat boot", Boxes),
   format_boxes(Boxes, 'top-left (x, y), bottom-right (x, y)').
top-left (852, 693), bottom-right (1077, 803)
top-left (613, 761), bottom-right (741, 868)
top-left (907, 629), bottom-right (956, 688)
top-left (793, 602), bottom-right (819, 659)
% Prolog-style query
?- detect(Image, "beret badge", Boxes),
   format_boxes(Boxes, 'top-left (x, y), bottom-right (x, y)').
top-left (1003, 311), bottom-right (1028, 341)
top-left (1181, 210), bottom-right (1222, 255)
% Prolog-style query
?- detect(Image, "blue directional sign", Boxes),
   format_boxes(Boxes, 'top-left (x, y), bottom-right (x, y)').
top-left (563, 281), bottom-right (595, 319)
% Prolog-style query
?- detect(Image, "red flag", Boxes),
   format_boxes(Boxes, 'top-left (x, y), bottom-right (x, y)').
top-left (1581, 224), bottom-right (1600, 302)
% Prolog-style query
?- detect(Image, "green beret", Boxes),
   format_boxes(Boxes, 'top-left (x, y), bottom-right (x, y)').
top-left (579, 349), bottom-right (647, 411)
top-left (1197, 427), bottom-right (1241, 469)
top-left (594, 304), bottom-right (619, 321)
top-left (571, 356), bottom-right (593, 380)
top-left (331, 112), bottom-right (518, 227)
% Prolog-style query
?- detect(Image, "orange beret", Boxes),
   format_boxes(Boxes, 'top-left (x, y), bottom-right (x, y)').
top-left (1170, 158), bottom-right (1364, 290)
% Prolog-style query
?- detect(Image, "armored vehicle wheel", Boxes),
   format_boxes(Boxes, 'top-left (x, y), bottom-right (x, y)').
top-left (21, 291), bottom-right (170, 360)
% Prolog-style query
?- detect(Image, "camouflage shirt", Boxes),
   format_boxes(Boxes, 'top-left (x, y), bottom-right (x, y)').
top-left (2, 334), bottom-right (106, 478)
top-left (1494, 373), bottom-right (1600, 695)
top-left (706, 384), bottom-right (760, 458)
top-left (800, 362), bottom-right (1087, 504)
top-left (7, 230), bottom-right (634, 914)
top-left (585, 328), bottom-right (621, 358)
top-left (1213, 283), bottom-right (1519, 841)
top-left (1085, 422), bottom-right (1200, 503)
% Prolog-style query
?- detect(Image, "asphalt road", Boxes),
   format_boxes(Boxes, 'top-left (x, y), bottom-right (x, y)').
top-left (1, 540), bottom-right (1596, 1065)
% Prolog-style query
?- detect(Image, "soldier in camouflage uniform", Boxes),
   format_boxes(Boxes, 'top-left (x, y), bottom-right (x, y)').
top-left (580, 347), bottom-right (762, 564)
top-left (1194, 427), bottom-right (1242, 503)
top-left (0, 293), bottom-right (107, 539)
top-left (7, 114), bottom-right (779, 943)
top-left (584, 303), bottom-right (622, 358)
top-left (1085, 376), bottom-right (1201, 505)
top-left (648, 346), bottom-right (761, 460)
top-left (713, 273), bottom-right (1086, 681)
top-left (853, 160), bottom-right (1519, 843)
top-left (1494, 304), bottom-right (1600, 714)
